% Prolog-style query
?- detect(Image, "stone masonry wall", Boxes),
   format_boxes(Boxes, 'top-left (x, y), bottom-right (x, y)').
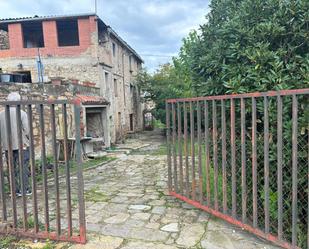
top-left (0, 15), bottom-right (144, 145)
top-left (0, 30), bottom-right (9, 50)
top-left (0, 56), bottom-right (99, 84)
top-left (97, 33), bottom-right (144, 142)
top-left (0, 83), bottom-right (99, 157)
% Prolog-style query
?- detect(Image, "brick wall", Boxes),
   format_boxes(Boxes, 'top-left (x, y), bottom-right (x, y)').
top-left (42, 21), bottom-right (58, 48)
top-left (0, 16), bottom-right (96, 58)
top-left (8, 23), bottom-right (23, 51)
top-left (0, 15), bottom-right (145, 144)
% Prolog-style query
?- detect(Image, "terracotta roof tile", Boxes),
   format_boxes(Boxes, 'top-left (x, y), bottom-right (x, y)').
top-left (76, 95), bottom-right (109, 105)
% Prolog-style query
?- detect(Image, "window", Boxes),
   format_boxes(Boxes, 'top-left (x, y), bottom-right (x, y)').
top-left (114, 78), bottom-right (118, 97)
top-left (112, 42), bottom-right (116, 57)
top-left (14, 71), bottom-right (32, 83)
top-left (56, 19), bottom-right (79, 47)
top-left (104, 72), bottom-right (109, 93)
top-left (130, 85), bottom-right (134, 96)
top-left (22, 22), bottom-right (44, 48)
top-left (129, 114), bottom-right (134, 131)
top-left (118, 112), bottom-right (121, 128)
top-left (105, 72), bottom-right (109, 85)
top-left (129, 55), bottom-right (133, 72)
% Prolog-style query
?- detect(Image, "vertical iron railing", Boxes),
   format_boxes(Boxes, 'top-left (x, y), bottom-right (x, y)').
top-left (0, 99), bottom-right (86, 244)
top-left (166, 88), bottom-right (309, 249)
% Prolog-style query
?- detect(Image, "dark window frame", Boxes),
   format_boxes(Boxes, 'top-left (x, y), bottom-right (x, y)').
top-left (22, 21), bottom-right (45, 48)
top-left (114, 78), bottom-right (118, 97)
top-left (56, 19), bottom-right (80, 47)
top-left (112, 42), bottom-right (116, 57)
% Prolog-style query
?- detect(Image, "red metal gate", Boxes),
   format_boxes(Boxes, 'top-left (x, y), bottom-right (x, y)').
top-left (0, 99), bottom-right (86, 243)
top-left (166, 89), bottom-right (309, 249)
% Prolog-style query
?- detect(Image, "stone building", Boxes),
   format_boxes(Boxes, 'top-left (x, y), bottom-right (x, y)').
top-left (0, 82), bottom-right (107, 155)
top-left (0, 13), bottom-right (144, 145)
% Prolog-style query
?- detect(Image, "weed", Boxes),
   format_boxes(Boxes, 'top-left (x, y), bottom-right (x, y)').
top-left (85, 185), bottom-right (110, 203)
top-left (0, 236), bottom-right (18, 248)
top-left (42, 240), bottom-right (55, 249)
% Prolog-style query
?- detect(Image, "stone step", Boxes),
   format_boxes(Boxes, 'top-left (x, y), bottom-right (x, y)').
top-left (87, 151), bottom-right (108, 159)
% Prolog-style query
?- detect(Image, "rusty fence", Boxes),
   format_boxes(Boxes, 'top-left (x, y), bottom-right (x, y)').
top-left (166, 89), bottom-right (309, 249)
top-left (0, 99), bottom-right (86, 243)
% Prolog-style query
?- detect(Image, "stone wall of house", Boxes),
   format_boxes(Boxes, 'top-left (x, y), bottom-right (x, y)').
top-left (0, 82), bottom-right (99, 157)
top-left (0, 30), bottom-right (9, 50)
top-left (97, 32), bottom-right (143, 142)
top-left (0, 56), bottom-right (100, 84)
top-left (0, 15), bottom-right (145, 145)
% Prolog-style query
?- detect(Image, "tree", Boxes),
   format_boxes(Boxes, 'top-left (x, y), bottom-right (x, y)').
top-left (135, 63), bottom-right (193, 123)
top-left (174, 1), bottom-right (308, 246)
top-left (178, 0), bottom-right (309, 95)
top-left (136, 0), bottom-right (308, 246)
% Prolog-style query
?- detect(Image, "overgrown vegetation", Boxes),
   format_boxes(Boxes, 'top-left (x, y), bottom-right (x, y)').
top-left (135, 0), bottom-right (308, 247)
top-left (34, 156), bottom-right (112, 183)
top-left (0, 236), bottom-right (56, 249)
top-left (0, 236), bottom-right (19, 249)
top-left (84, 185), bottom-right (110, 203)
top-left (135, 64), bottom-right (193, 123)
top-left (136, 0), bottom-right (308, 121)
top-left (178, 0), bottom-right (309, 95)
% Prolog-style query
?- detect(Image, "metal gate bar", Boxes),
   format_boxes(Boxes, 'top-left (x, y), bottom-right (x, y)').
top-left (0, 99), bottom-right (86, 244)
top-left (166, 88), bottom-right (309, 249)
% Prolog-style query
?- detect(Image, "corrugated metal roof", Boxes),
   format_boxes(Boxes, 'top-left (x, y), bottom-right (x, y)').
top-left (0, 13), bottom-right (143, 63)
top-left (0, 13), bottom-right (96, 23)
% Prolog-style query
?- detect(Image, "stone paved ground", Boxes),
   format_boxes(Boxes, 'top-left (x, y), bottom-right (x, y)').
top-left (66, 130), bottom-right (279, 249)
top-left (2, 130), bottom-right (280, 249)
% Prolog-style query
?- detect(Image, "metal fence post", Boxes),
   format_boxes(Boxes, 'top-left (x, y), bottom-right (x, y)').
top-left (166, 101), bottom-right (172, 192)
top-left (74, 102), bottom-right (86, 244)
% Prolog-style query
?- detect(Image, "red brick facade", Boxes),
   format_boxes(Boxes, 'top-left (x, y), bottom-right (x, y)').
top-left (0, 16), bottom-right (97, 58)
top-left (42, 21), bottom-right (58, 48)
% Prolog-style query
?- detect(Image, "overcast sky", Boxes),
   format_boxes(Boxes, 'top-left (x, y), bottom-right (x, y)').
top-left (0, 0), bottom-right (210, 71)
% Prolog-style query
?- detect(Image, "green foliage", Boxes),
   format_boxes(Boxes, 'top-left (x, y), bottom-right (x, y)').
top-left (136, 0), bottom-right (308, 127)
top-left (178, 0), bottom-right (309, 94)
top-left (17, 216), bottom-right (46, 232)
top-left (154, 119), bottom-right (166, 129)
top-left (84, 185), bottom-right (110, 203)
top-left (164, 0), bottom-right (308, 246)
top-left (42, 240), bottom-right (56, 249)
top-left (0, 236), bottom-right (18, 248)
top-left (135, 64), bottom-right (193, 123)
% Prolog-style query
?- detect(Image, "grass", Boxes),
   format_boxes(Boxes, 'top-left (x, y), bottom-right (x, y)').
top-left (41, 240), bottom-right (56, 249)
top-left (17, 216), bottom-right (46, 232)
top-left (84, 185), bottom-right (110, 203)
top-left (0, 236), bottom-right (19, 248)
top-left (0, 236), bottom-right (56, 249)
top-left (154, 119), bottom-right (166, 129)
top-left (170, 140), bottom-right (232, 208)
top-left (2, 156), bottom-right (114, 196)
top-left (35, 156), bottom-right (113, 183)
top-left (151, 144), bottom-right (167, 155)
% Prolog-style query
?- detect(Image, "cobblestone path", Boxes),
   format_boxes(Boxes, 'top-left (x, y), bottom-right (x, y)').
top-left (66, 130), bottom-right (279, 249)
